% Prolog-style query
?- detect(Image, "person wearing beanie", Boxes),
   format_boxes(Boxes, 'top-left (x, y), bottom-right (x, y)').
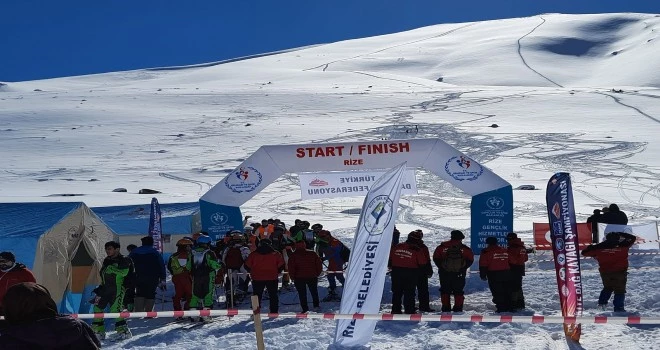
top-left (388, 230), bottom-right (431, 314)
top-left (0, 251), bottom-right (36, 316)
top-left (287, 241), bottom-right (323, 313)
top-left (582, 231), bottom-right (636, 312)
top-left (432, 230), bottom-right (474, 312)
top-left (479, 237), bottom-right (512, 313)
top-left (409, 230), bottom-right (434, 312)
top-left (0, 282), bottom-right (101, 349)
top-left (245, 237), bottom-right (285, 313)
top-left (506, 232), bottom-right (529, 310)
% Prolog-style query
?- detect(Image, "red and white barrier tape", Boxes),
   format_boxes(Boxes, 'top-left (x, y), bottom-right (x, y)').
top-left (530, 252), bottom-right (660, 263)
top-left (61, 309), bottom-right (660, 324)
top-left (534, 239), bottom-right (660, 249)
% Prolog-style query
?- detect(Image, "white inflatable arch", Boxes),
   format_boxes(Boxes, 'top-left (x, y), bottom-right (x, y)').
top-left (200, 138), bottom-right (512, 253)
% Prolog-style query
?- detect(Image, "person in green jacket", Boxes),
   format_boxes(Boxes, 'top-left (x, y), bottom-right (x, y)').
top-left (91, 241), bottom-right (135, 341)
top-left (190, 235), bottom-right (222, 322)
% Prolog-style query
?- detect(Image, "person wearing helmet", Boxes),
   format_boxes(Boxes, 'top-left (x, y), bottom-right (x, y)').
top-left (433, 230), bottom-right (474, 312)
top-left (582, 231), bottom-right (636, 312)
top-left (245, 238), bottom-right (285, 313)
top-left (316, 230), bottom-right (348, 300)
top-left (222, 230), bottom-right (252, 307)
top-left (167, 238), bottom-right (194, 315)
top-left (388, 230), bottom-right (431, 314)
top-left (189, 235), bottom-right (222, 322)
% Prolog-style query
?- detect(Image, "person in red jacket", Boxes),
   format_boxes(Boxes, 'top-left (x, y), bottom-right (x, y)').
top-left (245, 238), bottom-right (285, 313)
top-left (433, 230), bottom-right (474, 312)
top-left (581, 231), bottom-right (636, 312)
top-left (506, 232), bottom-right (529, 310)
top-left (288, 241), bottom-right (323, 313)
top-left (413, 230), bottom-right (434, 312)
top-left (479, 237), bottom-right (512, 313)
top-left (167, 239), bottom-right (194, 315)
top-left (0, 251), bottom-right (36, 316)
top-left (388, 231), bottom-right (431, 314)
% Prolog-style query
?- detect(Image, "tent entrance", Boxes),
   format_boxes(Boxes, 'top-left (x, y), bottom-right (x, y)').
top-left (70, 245), bottom-right (96, 293)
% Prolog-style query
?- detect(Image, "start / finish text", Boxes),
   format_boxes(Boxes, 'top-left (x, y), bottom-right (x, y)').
top-left (295, 142), bottom-right (410, 158)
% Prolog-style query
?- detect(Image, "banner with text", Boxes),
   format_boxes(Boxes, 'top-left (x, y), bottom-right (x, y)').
top-left (545, 172), bottom-right (583, 342)
top-left (148, 197), bottom-right (164, 254)
top-left (333, 163), bottom-right (406, 348)
top-left (299, 169), bottom-right (417, 200)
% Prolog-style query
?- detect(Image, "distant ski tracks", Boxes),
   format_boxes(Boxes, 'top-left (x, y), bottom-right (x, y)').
top-left (304, 23), bottom-right (477, 72)
top-left (159, 172), bottom-right (213, 196)
top-left (517, 16), bottom-right (564, 88)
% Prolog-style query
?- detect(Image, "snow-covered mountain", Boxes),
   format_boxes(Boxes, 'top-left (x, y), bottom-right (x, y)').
top-left (1, 13), bottom-right (659, 349)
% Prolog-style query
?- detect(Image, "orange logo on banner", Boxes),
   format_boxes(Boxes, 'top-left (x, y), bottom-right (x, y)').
top-left (533, 222), bottom-right (592, 250)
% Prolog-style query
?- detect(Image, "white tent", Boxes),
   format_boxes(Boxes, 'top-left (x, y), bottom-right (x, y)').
top-left (0, 202), bottom-right (118, 313)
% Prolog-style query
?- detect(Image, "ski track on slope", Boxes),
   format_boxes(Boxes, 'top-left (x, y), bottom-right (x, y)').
top-left (517, 16), bottom-right (564, 88)
top-left (304, 22), bottom-right (478, 72)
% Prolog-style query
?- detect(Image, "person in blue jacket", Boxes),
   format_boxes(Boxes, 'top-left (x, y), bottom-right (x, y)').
top-left (128, 236), bottom-right (166, 312)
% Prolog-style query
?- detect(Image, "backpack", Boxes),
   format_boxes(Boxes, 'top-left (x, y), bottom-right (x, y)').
top-left (340, 244), bottom-right (350, 262)
top-left (441, 245), bottom-right (465, 272)
top-left (225, 246), bottom-right (245, 270)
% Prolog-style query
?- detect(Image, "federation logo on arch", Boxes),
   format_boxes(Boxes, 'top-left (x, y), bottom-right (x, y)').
top-left (486, 196), bottom-right (505, 210)
top-left (362, 195), bottom-right (394, 235)
top-left (211, 212), bottom-right (229, 226)
top-left (225, 166), bottom-right (263, 193)
top-left (445, 155), bottom-right (483, 181)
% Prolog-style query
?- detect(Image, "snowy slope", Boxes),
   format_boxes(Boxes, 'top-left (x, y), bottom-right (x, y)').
top-left (1, 13), bottom-right (660, 349)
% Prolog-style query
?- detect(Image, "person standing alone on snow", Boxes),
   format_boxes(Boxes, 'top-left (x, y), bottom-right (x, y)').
top-left (581, 231), bottom-right (636, 312)
top-left (433, 230), bottom-right (474, 312)
top-left (0, 251), bottom-right (36, 316)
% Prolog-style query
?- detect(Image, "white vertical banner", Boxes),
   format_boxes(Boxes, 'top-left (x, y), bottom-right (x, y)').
top-left (333, 162), bottom-right (407, 348)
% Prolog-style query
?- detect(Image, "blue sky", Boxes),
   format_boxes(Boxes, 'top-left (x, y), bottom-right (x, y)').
top-left (1, 0), bottom-right (656, 82)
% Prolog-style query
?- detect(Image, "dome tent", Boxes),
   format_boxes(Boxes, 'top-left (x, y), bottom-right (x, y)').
top-left (0, 202), bottom-right (118, 314)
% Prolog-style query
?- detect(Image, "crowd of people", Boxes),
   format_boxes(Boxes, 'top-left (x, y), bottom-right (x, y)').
top-left (0, 204), bottom-right (639, 345)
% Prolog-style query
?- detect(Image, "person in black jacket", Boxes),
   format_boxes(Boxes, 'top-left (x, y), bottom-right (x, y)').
top-left (129, 236), bottom-right (166, 312)
top-left (586, 209), bottom-right (604, 243)
top-left (600, 203), bottom-right (628, 225)
top-left (0, 282), bottom-right (101, 349)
